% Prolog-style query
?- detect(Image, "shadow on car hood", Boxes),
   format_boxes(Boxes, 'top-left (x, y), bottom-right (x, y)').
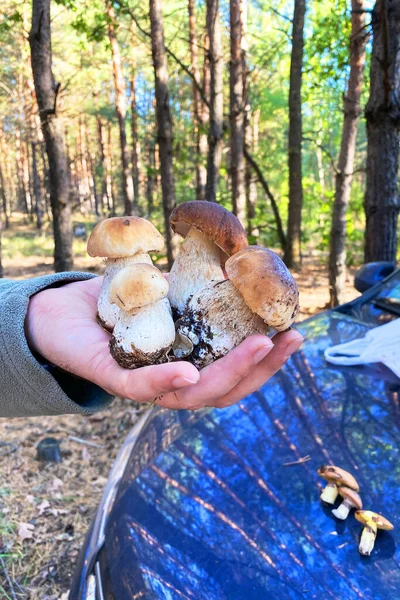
top-left (104, 311), bottom-right (400, 600)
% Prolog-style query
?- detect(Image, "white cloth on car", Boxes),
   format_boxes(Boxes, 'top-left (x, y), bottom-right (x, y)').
top-left (324, 318), bottom-right (400, 379)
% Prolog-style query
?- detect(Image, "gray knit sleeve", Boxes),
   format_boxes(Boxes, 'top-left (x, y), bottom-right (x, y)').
top-left (0, 273), bottom-right (113, 418)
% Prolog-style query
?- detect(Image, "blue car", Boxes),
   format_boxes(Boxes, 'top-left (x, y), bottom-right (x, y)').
top-left (70, 263), bottom-right (400, 600)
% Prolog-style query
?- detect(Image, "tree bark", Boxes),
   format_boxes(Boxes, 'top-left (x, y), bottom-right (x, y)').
top-left (31, 142), bottom-right (44, 231)
top-left (205, 0), bottom-right (223, 203)
top-left (130, 23), bottom-right (141, 210)
top-left (364, 0), bottom-right (400, 263)
top-left (329, 0), bottom-right (367, 306)
top-left (29, 0), bottom-right (73, 271)
top-left (0, 159), bottom-right (9, 229)
top-left (188, 0), bottom-right (207, 200)
top-left (149, 0), bottom-right (177, 268)
top-left (230, 0), bottom-right (246, 222)
top-left (106, 1), bottom-right (136, 216)
top-left (284, 0), bottom-right (306, 269)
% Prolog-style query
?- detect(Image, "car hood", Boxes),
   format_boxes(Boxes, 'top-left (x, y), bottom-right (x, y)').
top-left (103, 311), bottom-right (400, 600)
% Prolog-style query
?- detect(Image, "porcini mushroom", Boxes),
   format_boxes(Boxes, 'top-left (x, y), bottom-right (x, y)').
top-left (109, 264), bottom-right (175, 368)
top-left (176, 246), bottom-right (299, 368)
top-left (332, 487), bottom-right (363, 520)
top-left (317, 465), bottom-right (360, 505)
top-left (355, 510), bottom-right (394, 556)
top-left (168, 201), bottom-right (248, 319)
top-left (87, 217), bottom-right (164, 331)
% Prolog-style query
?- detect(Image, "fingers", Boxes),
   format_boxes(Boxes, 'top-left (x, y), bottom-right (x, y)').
top-left (152, 335), bottom-right (274, 410)
top-left (92, 353), bottom-right (201, 403)
top-left (213, 330), bottom-right (304, 408)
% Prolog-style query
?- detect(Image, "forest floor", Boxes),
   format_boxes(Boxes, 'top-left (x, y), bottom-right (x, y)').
top-left (0, 216), bottom-right (360, 599)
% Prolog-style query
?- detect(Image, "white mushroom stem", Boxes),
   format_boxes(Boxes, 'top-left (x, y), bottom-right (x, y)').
top-left (320, 483), bottom-right (339, 505)
top-left (112, 298), bottom-right (175, 356)
top-left (332, 499), bottom-right (355, 520)
top-left (168, 227), bottom-right (224, 316)
top-left (98, 252), bottom-right (152, 330)
top-left (359, 522), bottom-right (378, 556)
top-left (177, 280), bottom-right (267, 368)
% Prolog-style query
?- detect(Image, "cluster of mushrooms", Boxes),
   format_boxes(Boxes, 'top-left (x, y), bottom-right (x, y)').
top-left (87, 201), bottom-right (300, 370)
top-left (318, 465), bottom-right (394, 556)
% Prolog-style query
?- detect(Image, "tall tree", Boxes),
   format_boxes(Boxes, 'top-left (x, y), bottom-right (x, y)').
top-left (188, 0), bottom-right (207, 200)
top-left (149, 0), bottom-right (177, 267)
top-left (364, 0), bottom-right (400, 262)
top-left (106, 1), bottom-right (136, 216)
top-left (328, 0), bottom-right (367, 306)
top-left (29, 0), bottom-right (73, 271)
top-left (130, 22), bottom-right (141, 210)
top-left (230, 0), bottom-right (246, 221)
top-left (205, 0), bottom-right (223, 203)
top-left (284, 0), bottom-right (306, 269)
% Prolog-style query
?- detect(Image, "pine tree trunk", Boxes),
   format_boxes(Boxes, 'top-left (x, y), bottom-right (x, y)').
top-left (284, 0), bottom-right (306, 269)
top-left (328, 0), bottom-right (366, 306)
top-left (107, 123), bottom-right (116, 215)
top-left (245, 111), bottom-right (258, 238)
top-left (0, 136), bottom-right (10, 229)
top-left (29, 0), bottom-right (73, 271)
top-left (106, 2), bottom-right (136, 216)
top-left (364, 0), bottom-right (400, 263)
top-left (188, 0), bottom-right (207, 200)
top-left (130, 23), bottom-right (141, 211)
top-left (230, 0), bottom-right (246, 222)
top-left (31, 142), bottom-right (44, 231)
top-left (149, 0), bottom-right (177, 268)
top-left (206, 0), bottom-right (223, 203)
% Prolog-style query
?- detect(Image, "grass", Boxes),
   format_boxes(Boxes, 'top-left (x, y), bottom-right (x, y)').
top-left (2, 214), bottom-right (98, 260)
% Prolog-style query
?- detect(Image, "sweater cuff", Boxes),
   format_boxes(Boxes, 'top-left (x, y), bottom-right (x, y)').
top-left (0, 273), bottom-right (113, 418)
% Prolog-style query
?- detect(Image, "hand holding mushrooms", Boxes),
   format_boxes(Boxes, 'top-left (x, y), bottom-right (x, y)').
top-left (88, 202), bottom-right (300, 374)
top-left (25, 201), bottom-right (303, 411)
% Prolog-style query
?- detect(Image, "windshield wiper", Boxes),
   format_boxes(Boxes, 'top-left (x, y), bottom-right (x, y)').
top-left (373, 298), bottom-right (400, 317)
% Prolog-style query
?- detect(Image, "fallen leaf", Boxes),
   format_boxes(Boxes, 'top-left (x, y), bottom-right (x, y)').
top-left (48, 477), bottom-right (64, 492)
top-left (18, 522), bottom-right (35, 542)
top-left (25, 494), bottom-right (35, 504)
top-left (37, 500), bottom-right (50, 515)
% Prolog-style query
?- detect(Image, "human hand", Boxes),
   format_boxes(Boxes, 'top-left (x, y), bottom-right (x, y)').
top-left (25, 277), bottom-right (303, 410)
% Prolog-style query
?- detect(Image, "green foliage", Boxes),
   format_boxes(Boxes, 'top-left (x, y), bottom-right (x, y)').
top-left (0, 0), bottom-right (372, 258)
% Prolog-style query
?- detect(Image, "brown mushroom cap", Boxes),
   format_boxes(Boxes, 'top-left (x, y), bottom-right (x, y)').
top-left (170, 201), bottom-right (248, 259)
top-left (355, 510), bottom-right (394, 531)
top-left (337, 487), bottom-right (363, 509)
top-left (317, 465), bottom-right (360, 491)
top-left (225, 246), bottom-right (299, 331)
top-left (109, 264), bottom-right (169, 311)
top-left (87, 217), bottom-right (164, 258)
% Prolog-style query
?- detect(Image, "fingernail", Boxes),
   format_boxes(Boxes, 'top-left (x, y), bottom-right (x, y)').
top-left (172, 375), bottom-right (199, 388)
top-left (284, 336), bottom-right (304, 359)
top-left (253, 343), bottom-right (273, 365)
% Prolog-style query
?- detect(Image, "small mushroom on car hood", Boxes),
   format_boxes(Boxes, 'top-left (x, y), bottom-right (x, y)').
top-left (176, 246), bottom-right (299, 368)
top-left (87, 217), bottom-right (164, 331)
top-left (332, 487), bottom-right (363, 520)
top-left (355, 510), bottom-right (394, 556)
top-left (168, 201), bottom-right (248, 318)
top-left (317, 465), bottom-right (360, 505)
top-left (109, 264), bottom-right (175, 369)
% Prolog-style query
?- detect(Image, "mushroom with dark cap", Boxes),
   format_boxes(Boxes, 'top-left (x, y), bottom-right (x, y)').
top-left (168, 201), bottom-right (248, 319)
top-left (175, 246), bottom-right (299, 368)
top-left (355, 510), bottom-right (394, 556)
top-left (317, 465), bottom-right (360, 505)
top-left (87, 217), bottom-right (164, 331)
top-left (332, 487), bottom-right (362, 520)
top-left (109, 264), bottom-right (175, 369)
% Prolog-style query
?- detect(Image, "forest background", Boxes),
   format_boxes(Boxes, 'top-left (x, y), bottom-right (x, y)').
top-left (1, 0), bottom-right (399, 308)
top-left (0, 0), bottom-right (400, 598)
